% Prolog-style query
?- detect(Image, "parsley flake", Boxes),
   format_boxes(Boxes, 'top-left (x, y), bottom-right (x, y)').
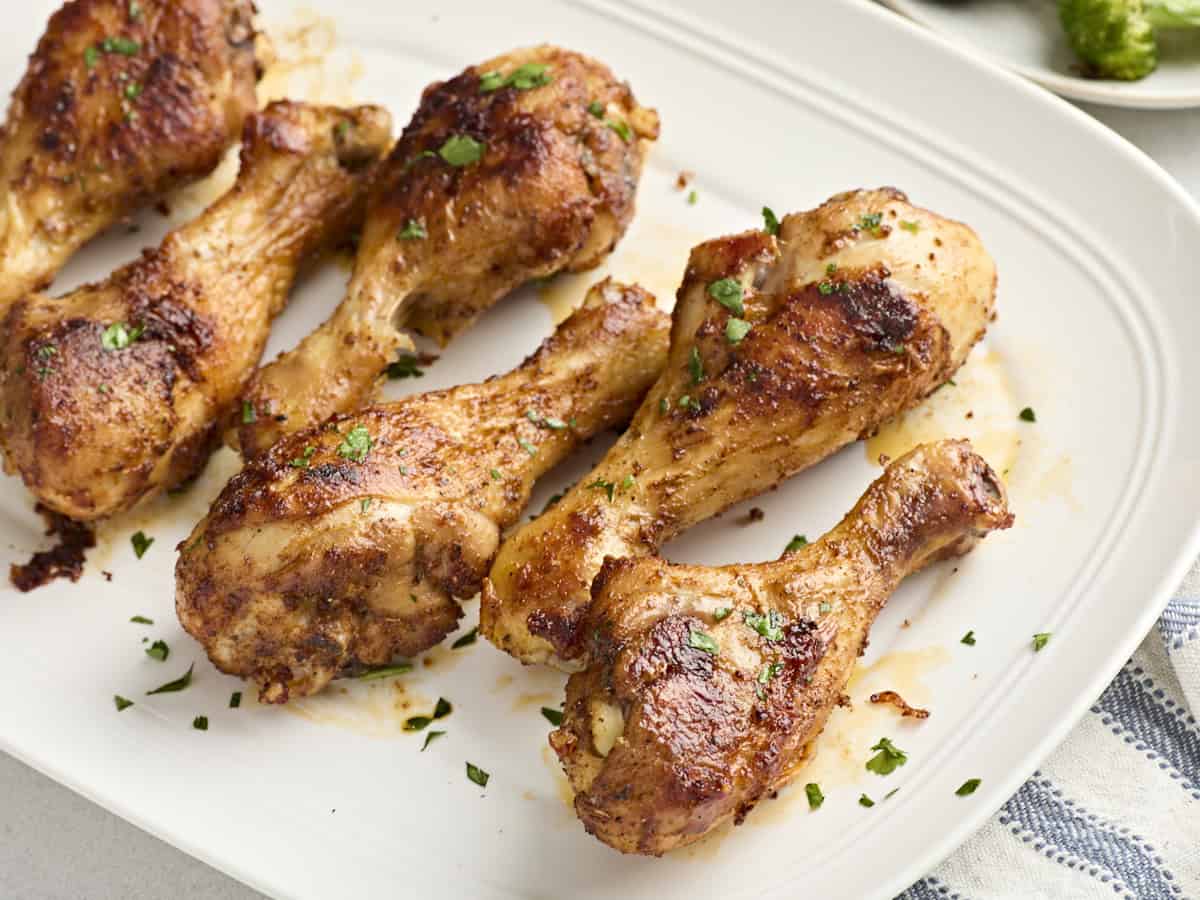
top-left (290, 446), bottom-right (316, 469)
top-left (743, 609), bottom-right (785, 642)
top-left (451, 628), bottom-right (478, 650)
top-left (1032, 632), bottom-right (1051, 652)
top-left (337, 425), bottom-right (372, 463)
top-left (146, 664), bottom-right (193, 695)
top-left (859, 794), bottom-right (876, 808)
top-left (961, 630), bottom-right (976, 646)
top-left (399, 219), bottom-right (427, 240)
top-left (229, 692), bottom-right (242, 709)
top-left (145, 640), bottom-right (169, 662)
top-left (1019, 407), bottom-right (1037, 423)
top-left (688, 346), bottom-right (704, 384)
top-left (466, 762), bottom-right (490, 787)
top-left (805, 783), bottom-right (824, 810)
top-left (387, 354), bottom-right (425, 379)
top-left (587, 100), bottom-right (604, 117)
top-left (518, 438), bottom-right (537, 457)
top-left (438, 135), bottom-right (485, 166)
top-left (541, 707), bottom-right (563, 726)
top-left (707, 278), bottom-right (744, 316)
top-left (114, 695), bottom-right (133, 712)
top-left (865, 737), bottom-right (908, 776)
top-left (713, 606), bottom-right (732, 621)
top-left (899, 220), bottom-right (920, 234)
top-left (784, 534), bottom-right (808, 554)
top-left (956, 778), bottom-right (982, 796)
top-left (101, 322), bottom-right (144, 351)
top-left (358, 663), bottom-right (413, 681)
top-left (857, 212), bottom-right (884, 237)
top-left (687, 628), bottom-right (719, 655)
top-left (605, 117), bottom-right (632, 142)
top-left (129, 615), bottom-right (153, 625)
top-left (421, 730), bottom-right (446, 751)
top-left (726, 318), bottom-right (751, 344)
top-left (130, 531), bottom-right (153, 559)
top-left (479, 63), bottom-right (552, 93)
top-left (762, 206), bottom-right (780, 236)
top-left (193, 716), bottom-right (208, 731)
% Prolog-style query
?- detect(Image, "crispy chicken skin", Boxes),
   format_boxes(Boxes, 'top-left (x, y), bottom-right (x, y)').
top-left (0, 101), bottom-right (392, 521)
top-left (551, 440), bottom-right (1013, 855)
top-left (234, 45), bottom-right (659, 456)
top-left (481, 187), bottom-right (997, 668)
top-left (0, 0), bottom-right (258, 312)
top-left (176, 280), bottom-right (669, 703)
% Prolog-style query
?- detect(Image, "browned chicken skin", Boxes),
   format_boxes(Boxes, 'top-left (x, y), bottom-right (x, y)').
top-left (234, 44), bottom-right (659, 456)
top-left (551, 440), bottom-right (1013, 855)
top-left (481, 187), bottom-right (997, 668)
top-left (176, 280), bottom-right (669, 703)
top-left (0, 101), bottom-right (392, 521)
top-left (0, 0), bottom-right (259, 312)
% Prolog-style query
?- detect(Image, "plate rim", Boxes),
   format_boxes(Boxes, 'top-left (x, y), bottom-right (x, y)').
top-left (880, 0), bottom-right (1200, 110)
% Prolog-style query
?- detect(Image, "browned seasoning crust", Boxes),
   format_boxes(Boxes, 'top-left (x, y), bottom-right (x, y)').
top-left (0, 0), bottom-right (259, 312)
top-left (176, 280), bottom-right (669, 704)
top-left (235, 44), bottom-right (660, 456)
top-left (869, 689), bottom-right (930, 719)
top-left (481, 187), bottom-right (999, 668)
top-left (0, 101), bottom-right (392, 522)
top-left (9, 503), bottom-right (95, 592)
top-left (551, 440), bottom-right (1012, 855)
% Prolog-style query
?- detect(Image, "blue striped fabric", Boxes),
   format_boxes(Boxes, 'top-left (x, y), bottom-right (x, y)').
top-left (898, 581), bottom-right (1200, 899)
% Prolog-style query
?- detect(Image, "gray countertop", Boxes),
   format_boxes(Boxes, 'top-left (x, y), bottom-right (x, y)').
top-left (2, 65), bottom-right (1198, 900)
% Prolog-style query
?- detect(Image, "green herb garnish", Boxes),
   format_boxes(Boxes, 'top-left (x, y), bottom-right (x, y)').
top-left (399, 219), bottom-right (427, 240)
top-left (857, 212), bottom-right (883, 237)
top-left (1033, 632), bottom-right (1051, 651)
top-left (1019, 407), bottom-right (1037, 423)
top-left (588, 478), bottom-right (616, 502)
top-left (229, 692), bottom-right (242, 709)
top-left (762, 206), bottom-right (780, 236)
top-left (956, 778), bottom-right (981, 796)
top-left (290, 446), bottom-right (316, 469)
top-left (451, 628), bottom-right (478, 651)
top-left (688, 346), bottom-right (704, 384)
top-left (805, 783), bottom-right (824, 810)
top-left (387, 353), bottom-right (425, 379)
top-left (358, 663), bottom-right (413, 681)
top-left (707, 278), bottom-right (744, 316)
top-left (587, 100), bottom-right (604, 117)
top-left (337, 425), bottom-right (372, 463)
top-left (785, 534), bottom-right (808, 554)
top-left (146, 664), bottom-right (193, 695)
top-left (130, 531), bottom-right (153, 559)
top-left (899, 220), bottom-right (920, 234)
top-left (518, 438), bottom-right (537, 457)
top-left (688, 628), bottom-right (719, 655)
top-left (101, 322), bottom-right (144, 351)
top-left (605, 118), bottom-right (632, 142)
top-left (145, 640), bottom-right (169, 662)
top-left (466, 762), bottom-right (490, 787)
top-left (713, 607), bottom-right (732, 621)
top-left (726, 318), bottom-right (751, 344)
top-left (130, 615), bottom-right (153, 625)
top-left (865, 737), bottom-right (908, 776)
top-left (743, 609), bottom-right (785, 642)
top-left (421, 731), bottom-right (446, 751)
top-left (541, 707), bottom-right (563, 726)
top-left (859, 794), bottom-right (875, 808)
top-left (438, 135), bottom-right (485, 166)
top-left (114, 695), bottom-right (133, 712)
top-left (479, 63), bottom-right (552, 93)
top-left (193, 716), bottom-right (208, 731)
top-left (961, 630), bottom-right (976, 646)
top-left (241, 401), bottom-right (256, 424)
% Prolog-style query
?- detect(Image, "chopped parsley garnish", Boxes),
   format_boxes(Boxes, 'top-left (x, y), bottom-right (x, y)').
top-left (865, 737), bottom-right (908, 775)
top-left (466, 762), bottom-right (490, 787)
top-left (726, 318), bottom-right (751, 344)
top-left (857, 212), bottom-right (884, 237)
top-left (762, 206), bottom-right (780, 236)
top-left (587, 100), bottom-right (604, 117)
top-left (100, 36), bottom-right (140, 56)
top-left (756, 661), bottom-right (784, 698)
top-left (114, 695), bottom-right (134, 712)
top-left (130, 615), bottom-right (153, 625)
top-left (826, 262), bottom-right (838, 276)
top-left (490, 468), bottom-right (502, 481)
top-left (240, 400), bottom-right (257, 424)
top-left (290, 446), bottom-right (316, 469)
top-left (688, 346), bottom-right (704, 384)
top-left (526, 410), bottom-right (568, 430)
top-left (479, 63), bottom-right (552, 93)
top-left (541, 492), bottom-right (564, 514)
top-left (605, 117), bottom-right (632, 142)
top-left (229, 692), bottom-right (242, 709)
top-left (145, 640), bottom-right (169, 662)
top-left (961, 630), bottom-right (977, 646)
top-left (620, 473), bottom-right (635, 491)
top-left (124, 82), bottom-right (142, 101)
top-left (743, 609), bottom-right (785, 642)
top-left (818, 281), bottom-right (835, 296)
top-left (337, 425), bottom-right (372, 462)
top-left (451, 628), bottom-right (478, 650)
top-left (518, 438), bottom-right (537, 457)
top-left (713, 606), bottom-right (732, 621)
top-left (677, 394), bottom-right (701, 412)
top-left (421, 730), bottom-right (445, 751)
top-left (587, 478), bottom-right (616, 502)
top-left (334, 120), bottom-right (351, 140)
top-left (785, 535), bottom-right (808, 554)
top-left (130, 531), bottom-right (153, 559)
top-left (438, 135), bottom-right (485, 167)
top-left (899, 220), bottom-right (920, 234)
top-left (818, 601), bottom-right (832, 614)
top-left (399, 219), bottom-right (427, 240)
top-left (659, 397), bottom-right (671, 415)
top-left (361, 498), bottom-right (372, 513)
top-left (688, 628), bottom-right (719, 655)
top-left (101, 321), bottom-right (144, 351)
top-left (1019, 407), bottom-right (1037, 423)
top-left (387, 353), bottom-right (425, 379)
top-left (956, 778), bottom-right (982, 796)
top-left (84, 46), bottom-right (99, 69)
top-left (357, 663), bottom-right (413, 681)
top-left (805, 783), bottom-right (824, 810)
top-left (193, 716), bottom-right (208, 731)
top-left (146, 664), bottom-right (193, 695)
top-left (1032, 632), bottom-right (1051, 651)
top-left (541, 707), bottom-right (564, 726)
top-left (687, 190), bottom-right (697, 205)
top-left (707, 278), bottom-right (744, 316)
top-left (859, 794), bottom-right (876, 808)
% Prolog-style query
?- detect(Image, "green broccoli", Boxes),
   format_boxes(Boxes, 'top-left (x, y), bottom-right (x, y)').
top-left (1059, 0), bottom-right (1200, 81)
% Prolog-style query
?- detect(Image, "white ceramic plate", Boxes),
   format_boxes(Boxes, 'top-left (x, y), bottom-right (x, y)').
top-left (2, 1), bottom-right (1199, 898)
top-left (881, 0), bottom-right (1200, 109)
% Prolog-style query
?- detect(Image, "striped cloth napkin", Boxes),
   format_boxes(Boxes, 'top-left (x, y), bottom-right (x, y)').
top-left (900, 563), bottom-right (1200, 898)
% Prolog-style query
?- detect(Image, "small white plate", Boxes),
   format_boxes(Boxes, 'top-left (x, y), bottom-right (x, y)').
top-left (882, 0), bottom-right (1200, 109)
top-left (2, 1), bottom-right (1200, 899)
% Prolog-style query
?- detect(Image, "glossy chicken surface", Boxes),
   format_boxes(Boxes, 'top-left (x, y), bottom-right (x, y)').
top-left (551, 440), bottom-right (1013, 855)
top-left (177, 280), bottom-right (669, 703)
top-left (0, 0), bottom-right (259, 313)
top-left (234, 44), bottom-right (659, 456)
top-left (0, 101), bottom-right (392, 521)
top-left (482, 187), bottom-right (997, 668)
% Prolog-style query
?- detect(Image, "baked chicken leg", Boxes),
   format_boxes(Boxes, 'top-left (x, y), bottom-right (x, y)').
top-left (481, 187), bottom-right (997, 668)
top-left (176, 280), bottom-right (669, 703)
top-left (0, 0), bottom-right (259, 313)
top-left (551, 439), bottom-right (1013, 855)
top-left (0, 100), bottom-right (392, 521)
top-left (234, 45), bottom-right (659, 456)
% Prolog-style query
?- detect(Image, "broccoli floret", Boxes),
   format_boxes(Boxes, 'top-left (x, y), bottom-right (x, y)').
top-left (1059, 0), bottom-right (1200, 80)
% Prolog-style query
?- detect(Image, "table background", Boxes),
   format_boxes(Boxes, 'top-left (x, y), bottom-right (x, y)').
top-left (2, 78), bottom-right (1197, 900)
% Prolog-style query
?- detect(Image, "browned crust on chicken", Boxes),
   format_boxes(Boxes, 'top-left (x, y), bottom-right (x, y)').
top-left (0, 101), bottom-right (392, 521)
top-left (234, 45), bottom-right (659, 456)
top-left (481, 187), bottom-right (998, 667)
top-left (0, 0), bottom-right (259, 310)
top-left (176, 280), bottom-right (669, 703)
top-left (551, 440), bottom-right (1012, 855)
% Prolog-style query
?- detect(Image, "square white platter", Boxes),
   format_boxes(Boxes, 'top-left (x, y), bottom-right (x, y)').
top-left (2, 1), bottom-right (1199, 898)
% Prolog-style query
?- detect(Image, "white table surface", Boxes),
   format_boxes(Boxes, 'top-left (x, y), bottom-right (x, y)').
top-left (3, 75), bottom-right (1198, 900)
